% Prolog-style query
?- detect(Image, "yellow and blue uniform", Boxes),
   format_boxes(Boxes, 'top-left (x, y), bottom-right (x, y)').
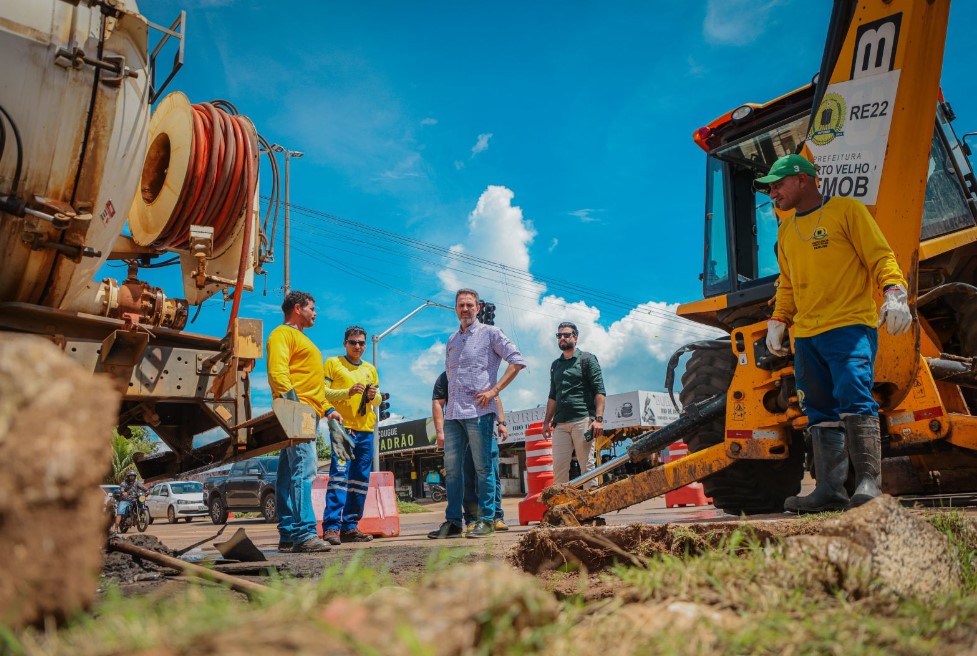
top-left (322, 355), bottom-right (381, 533)
top-left (773, 196), bottom-right (907, 426)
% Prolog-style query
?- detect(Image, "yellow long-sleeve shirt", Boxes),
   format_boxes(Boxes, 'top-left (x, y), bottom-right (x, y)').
top-left (266, 325), bottom-right (328, 417)
top-left (773, 196), bottom-right (906, 338)
top-left (323, 355), bottom-right (381, 432)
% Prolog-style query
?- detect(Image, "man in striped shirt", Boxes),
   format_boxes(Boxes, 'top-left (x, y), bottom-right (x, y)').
top-left (428, 289), bottom-right (525, 539)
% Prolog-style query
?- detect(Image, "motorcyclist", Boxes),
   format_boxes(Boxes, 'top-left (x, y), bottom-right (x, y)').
top-left (113, 469), bottom-right (148, 533)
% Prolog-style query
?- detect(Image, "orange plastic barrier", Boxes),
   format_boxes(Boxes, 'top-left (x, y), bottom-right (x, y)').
top-left (518, 422), bottom-right (552, 525)
top-left (312, 471), bottom-right (400, 537)
top-left (663, 441), bottom-right (712, 508)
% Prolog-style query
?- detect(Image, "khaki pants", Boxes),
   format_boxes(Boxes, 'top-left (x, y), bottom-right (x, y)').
top-left (552, 417), bottom-right (595, 486)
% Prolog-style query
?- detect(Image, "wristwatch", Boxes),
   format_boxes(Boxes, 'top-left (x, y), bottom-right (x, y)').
top-left (498, 421), bottom-right (507, 427)
top-left (594, 416), bottom-right (604, 422)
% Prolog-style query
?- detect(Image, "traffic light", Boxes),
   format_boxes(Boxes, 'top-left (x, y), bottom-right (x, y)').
top-left (378, 392), bottom-right (391, 421)
top-left (477, 301), bottom-right (496, 325)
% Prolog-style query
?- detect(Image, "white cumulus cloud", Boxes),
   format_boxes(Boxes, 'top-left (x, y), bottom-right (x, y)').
top-left (420, 185), bottom-right (722, 414)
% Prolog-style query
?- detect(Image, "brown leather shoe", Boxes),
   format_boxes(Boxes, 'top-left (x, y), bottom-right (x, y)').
top-left (322, 529), bottom-right (341, 545)
top-left (340, 528), bottom-right (374, 543)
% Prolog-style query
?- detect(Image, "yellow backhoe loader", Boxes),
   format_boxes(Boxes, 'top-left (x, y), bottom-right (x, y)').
top-left (544, 0), bottom-right (977, 523)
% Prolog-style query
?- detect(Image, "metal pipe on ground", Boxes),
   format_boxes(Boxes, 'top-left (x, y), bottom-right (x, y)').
top-left (107, 537), bottom-right (271, 599)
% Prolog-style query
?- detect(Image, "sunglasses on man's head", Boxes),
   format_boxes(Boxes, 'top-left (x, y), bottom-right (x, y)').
top-left (556, 332), bottom-right (574, 339)
top-left (347, 340), bottom-right (366, 346)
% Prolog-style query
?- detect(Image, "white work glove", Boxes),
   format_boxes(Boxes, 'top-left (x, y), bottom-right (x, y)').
top-left (879, 284), bottom-right (912, 336)
top-left (766, 319), bottom-right (789, 357)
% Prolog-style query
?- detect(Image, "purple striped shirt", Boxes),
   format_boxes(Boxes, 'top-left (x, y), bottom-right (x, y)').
top-left (445, 320), bottom-right (525, 420)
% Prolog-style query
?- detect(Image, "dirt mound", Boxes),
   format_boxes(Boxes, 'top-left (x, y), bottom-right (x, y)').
top-left (780, 495), bottom-right (962, 599)
top-left (511, 519), bottom-right (822, 573)
top-left (102, 535), bottom-right (179, 584)
top-left (0, 335), bottom-right (118, 629)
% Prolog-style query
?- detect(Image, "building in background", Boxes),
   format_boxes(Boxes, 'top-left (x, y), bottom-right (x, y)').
top-left (378, 391), bottom-right (682, 499)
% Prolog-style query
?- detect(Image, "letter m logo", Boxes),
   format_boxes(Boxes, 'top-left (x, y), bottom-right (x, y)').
top-left (851, 14), bottom-right (901, 80)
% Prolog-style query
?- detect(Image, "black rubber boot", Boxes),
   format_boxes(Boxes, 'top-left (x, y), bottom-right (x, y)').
top-left (784, 426), bottom-right (849, 513)
top-left (845, 414), bottom-right (883, 508)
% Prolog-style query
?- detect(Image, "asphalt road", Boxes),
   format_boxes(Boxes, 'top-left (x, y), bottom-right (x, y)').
top-left (141, 493), bottom-right (736, 559)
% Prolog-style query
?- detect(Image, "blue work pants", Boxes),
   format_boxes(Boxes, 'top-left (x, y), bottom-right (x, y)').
top-left (322, 430), bottom-right (374, 532)
top-left (793, 324), bottom-right (879, 427)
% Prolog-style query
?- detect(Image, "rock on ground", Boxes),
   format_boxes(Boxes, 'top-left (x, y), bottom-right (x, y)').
top-left (780, 494), bottom-right (961, 599)
top-left (0, 334), bottom-right (118, 628)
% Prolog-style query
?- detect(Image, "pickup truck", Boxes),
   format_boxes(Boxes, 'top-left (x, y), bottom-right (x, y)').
top-left (203, 456), bottom-right (279, 524)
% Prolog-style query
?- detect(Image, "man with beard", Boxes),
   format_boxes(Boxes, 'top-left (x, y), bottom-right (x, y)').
top-left (543, 322), bottom-right (607, 486)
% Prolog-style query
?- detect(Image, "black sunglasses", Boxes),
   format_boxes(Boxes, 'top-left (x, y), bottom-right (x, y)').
top-left (347, 340), bottom-right (366, 346)
top-left (556, 332), bottom-right (575, 338)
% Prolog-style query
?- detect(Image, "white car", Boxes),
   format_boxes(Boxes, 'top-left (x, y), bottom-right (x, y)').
top-left (147, 481), bottom-right (208, 523)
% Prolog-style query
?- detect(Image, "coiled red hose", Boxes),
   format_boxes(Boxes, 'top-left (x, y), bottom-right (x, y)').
top-left (154, 102), bottom-right (257, 252)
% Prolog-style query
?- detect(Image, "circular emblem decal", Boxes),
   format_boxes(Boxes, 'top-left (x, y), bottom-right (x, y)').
top-left (809, 93), bottom-right (846, 146)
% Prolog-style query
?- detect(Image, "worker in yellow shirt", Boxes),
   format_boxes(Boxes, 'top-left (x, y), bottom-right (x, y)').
top-left (758, 154), bottom-right (912, 513)
top-left (266, 291), bottom-right (335, 553)
top-left (320, 326), bottom-right (382, 544)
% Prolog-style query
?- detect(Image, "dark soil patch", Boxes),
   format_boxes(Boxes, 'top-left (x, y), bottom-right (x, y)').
top-left (510, 519), bottom-right (825, 574)
top-left (101, 534), bottom-right (179, 584)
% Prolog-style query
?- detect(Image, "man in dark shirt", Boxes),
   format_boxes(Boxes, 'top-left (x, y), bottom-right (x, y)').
top-left (543, 322), bottom-right (607, 486)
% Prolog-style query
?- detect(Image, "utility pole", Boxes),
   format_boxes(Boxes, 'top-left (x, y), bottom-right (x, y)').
top-left (270, 145), bottom-right (303, 296)
top-left (371, 300), bottom-right (453, 471)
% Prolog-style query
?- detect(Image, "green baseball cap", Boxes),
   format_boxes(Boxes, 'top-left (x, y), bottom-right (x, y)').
top-left (755, 154), bottom-right (818, 185)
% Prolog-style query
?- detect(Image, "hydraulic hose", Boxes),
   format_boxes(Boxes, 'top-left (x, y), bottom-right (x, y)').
top-left (663, 337), bottom-right (731, 411)
top-left (228, 121), bottom-right (257, 331)
top-left (152, 102), bottom-right (257, 252)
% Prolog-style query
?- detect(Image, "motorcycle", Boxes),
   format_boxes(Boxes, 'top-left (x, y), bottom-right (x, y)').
top-left (429, 484), bottom-right (446, 503)
top-left (115, 492), bottom-right (150, 533)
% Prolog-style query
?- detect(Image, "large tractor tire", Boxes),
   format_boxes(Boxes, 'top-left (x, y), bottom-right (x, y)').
top-left (956, 297), bottom-right (977, 413)
top-left (680, 348), bottom-right (805, 514)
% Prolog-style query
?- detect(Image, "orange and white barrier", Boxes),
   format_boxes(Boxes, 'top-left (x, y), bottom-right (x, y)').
top-left (312, 471), bottom-right (400, 537)
top-left (663, 441), bottom-right (712, 508)
top-left (518, 421), bottom-right (552, 525)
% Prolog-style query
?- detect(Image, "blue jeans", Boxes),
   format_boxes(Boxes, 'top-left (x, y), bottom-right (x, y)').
top-left (463, 437), bottom-right (503, 524)
top-left (322, 429), bottom-right (374, 532)
top-left (116, 500), bottom-right (131, 517)
top-left (443, 415), bottom-right (497, 525)
top-left (794, 324), bottom-right (879, 427)
top-left (276, 431), bottom-right (319, 544)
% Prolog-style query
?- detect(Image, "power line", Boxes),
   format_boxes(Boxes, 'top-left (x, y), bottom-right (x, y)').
top-left (261, 197), bottom-right (707, 334)
top-left (274, 225), bottom-right (713, 342)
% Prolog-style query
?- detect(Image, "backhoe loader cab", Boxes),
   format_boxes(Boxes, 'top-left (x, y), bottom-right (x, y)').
top-left (680, 89), bottom-right (977, 331)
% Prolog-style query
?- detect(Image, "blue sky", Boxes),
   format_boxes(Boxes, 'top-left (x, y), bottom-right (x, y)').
top-left (132, 0), bottom-right (977, 423)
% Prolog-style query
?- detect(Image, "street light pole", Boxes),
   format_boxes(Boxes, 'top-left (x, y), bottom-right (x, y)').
top-left (371, 300), bottom-right (453, 471)
top-left (270, 145), bottom-right (304, 296)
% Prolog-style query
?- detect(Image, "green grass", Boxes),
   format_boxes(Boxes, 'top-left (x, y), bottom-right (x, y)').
top-left (397, 500), bottom-right (431, 514)
top-left (9, 513), bottom-right (977, 655)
